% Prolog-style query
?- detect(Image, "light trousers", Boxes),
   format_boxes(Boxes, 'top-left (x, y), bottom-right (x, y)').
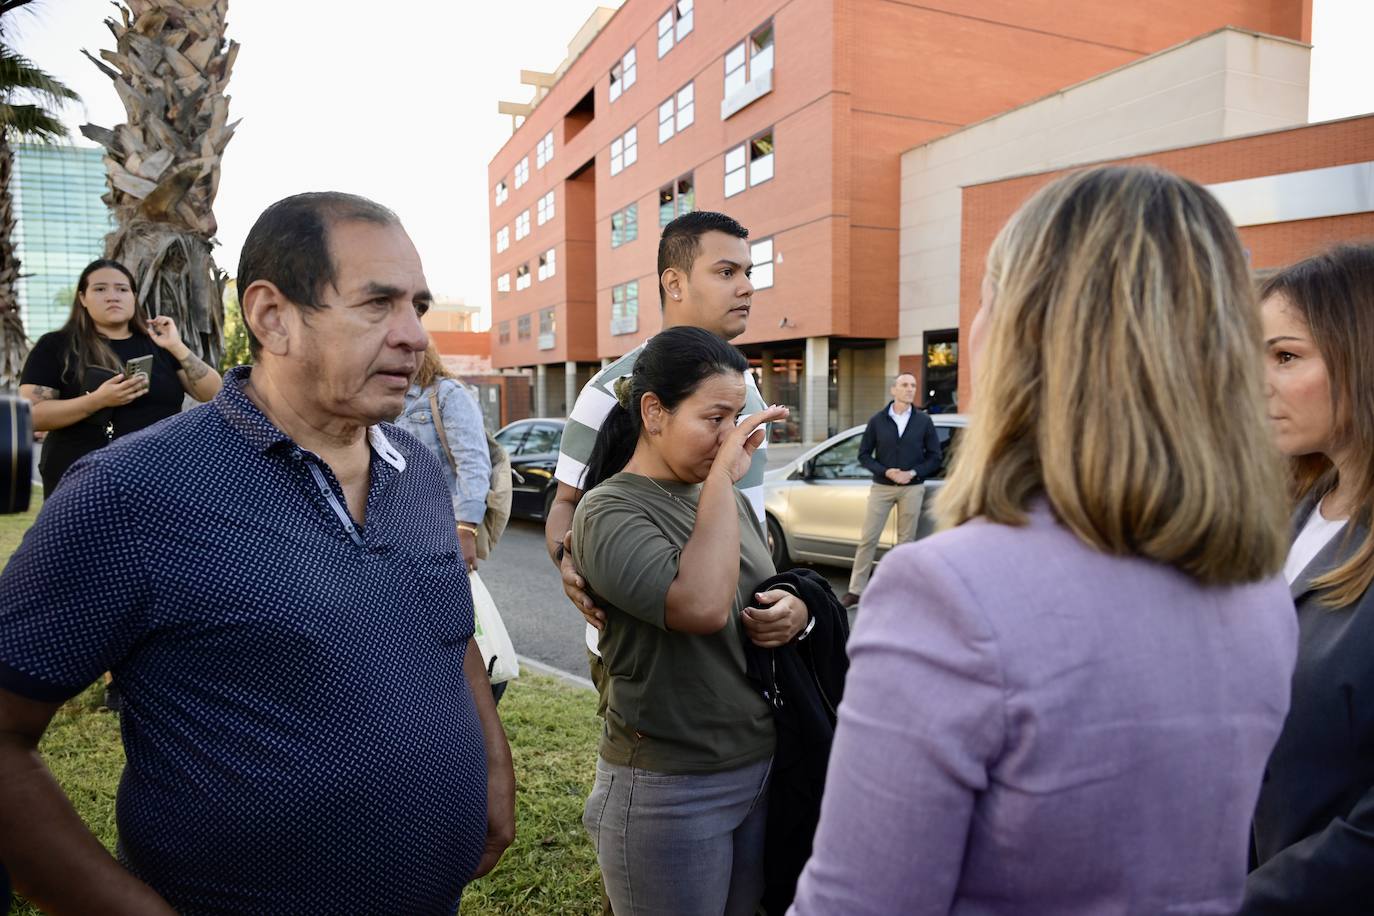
top-left (584, 756), bottom-right (772, 916)
top-left (848, 482), bottom-right (925, 595)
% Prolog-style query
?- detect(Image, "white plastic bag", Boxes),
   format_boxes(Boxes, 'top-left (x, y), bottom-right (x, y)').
top-left (469, 571), bottom-right (519, 685)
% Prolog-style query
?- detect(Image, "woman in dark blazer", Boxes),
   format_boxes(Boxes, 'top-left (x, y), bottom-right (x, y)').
top-left (1245, 243), bottom-right (1374, 913)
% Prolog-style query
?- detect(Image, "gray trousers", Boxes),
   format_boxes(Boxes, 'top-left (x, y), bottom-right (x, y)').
top-left (848, 482), bottom-right (925, 595)
top-left (584, 756), bottom-right (772, 916)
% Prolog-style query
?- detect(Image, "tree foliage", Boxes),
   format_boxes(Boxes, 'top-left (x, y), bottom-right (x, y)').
top-left (0, 0), bottom-right (80, 387)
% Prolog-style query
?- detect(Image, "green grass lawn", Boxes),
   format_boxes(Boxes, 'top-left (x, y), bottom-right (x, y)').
top-left (3, 492), bottom-right (604, 915)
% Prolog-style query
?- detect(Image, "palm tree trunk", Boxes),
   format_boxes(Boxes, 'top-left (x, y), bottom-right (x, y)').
top-left (0, 129), bottom-right (30, 390)
top-left (81, 0), bottom-right (238, 366)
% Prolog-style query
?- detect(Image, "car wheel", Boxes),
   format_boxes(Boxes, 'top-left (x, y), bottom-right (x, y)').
top-left (542, 486), bottom-right (557, 521)
top-left (766, 515), bottom-right (791, 570)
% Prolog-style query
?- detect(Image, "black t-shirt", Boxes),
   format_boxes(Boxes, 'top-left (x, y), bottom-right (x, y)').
top-left (21, 329), bottom-right (185, 494)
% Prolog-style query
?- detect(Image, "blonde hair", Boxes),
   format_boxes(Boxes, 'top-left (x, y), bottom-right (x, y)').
top-left (1260, 243), bottom-right (1374, 607)
top-left (938, 165), bottom-right (1289, 585)
top-left (413, 341), bottom-right (452, 390)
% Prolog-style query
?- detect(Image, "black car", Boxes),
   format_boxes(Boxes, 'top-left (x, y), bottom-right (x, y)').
top-left (493, 417), bottom-right (565, 521)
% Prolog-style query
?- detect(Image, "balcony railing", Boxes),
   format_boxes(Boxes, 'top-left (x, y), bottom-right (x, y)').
top-left (721, 69), bottom-right (772, 120)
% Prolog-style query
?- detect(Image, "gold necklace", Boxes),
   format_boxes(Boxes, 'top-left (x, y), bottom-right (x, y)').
top-left (643, 475), bottom-right (696, 512)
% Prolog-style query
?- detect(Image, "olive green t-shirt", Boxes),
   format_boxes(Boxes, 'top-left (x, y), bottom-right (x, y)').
top-left (571, 472), bottom-right (776, 774)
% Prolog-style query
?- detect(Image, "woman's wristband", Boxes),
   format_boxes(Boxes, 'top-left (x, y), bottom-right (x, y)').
top-left (457, 523), bottom-right (480, 536)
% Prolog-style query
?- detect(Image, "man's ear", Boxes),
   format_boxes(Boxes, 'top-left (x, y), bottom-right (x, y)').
top-left (660, 267), bottom-right (685, 307)
top-left (240, 280), bottom-right (293, 357)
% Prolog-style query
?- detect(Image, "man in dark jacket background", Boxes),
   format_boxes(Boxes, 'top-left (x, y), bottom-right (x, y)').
top-left (841, 373), bottom-right (941, 607)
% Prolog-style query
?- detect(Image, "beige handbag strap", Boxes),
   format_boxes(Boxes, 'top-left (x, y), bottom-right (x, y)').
top-left (427, 387), bottom-right (460, 476)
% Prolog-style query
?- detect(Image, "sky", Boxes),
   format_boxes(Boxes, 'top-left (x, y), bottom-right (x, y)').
top-left (10, 0), bottom-right (1374, 331)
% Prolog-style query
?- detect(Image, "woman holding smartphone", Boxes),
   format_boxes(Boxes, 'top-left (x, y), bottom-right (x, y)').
top-left (19, 258), bottom-right (222, 496)
top-left (573, 326), bottom-right (805, 916)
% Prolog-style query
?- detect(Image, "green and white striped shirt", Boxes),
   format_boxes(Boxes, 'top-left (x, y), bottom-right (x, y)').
top-left (555, 340), bottom-right (769, 517)
top-left (556, 339), bottom-right (770, 655)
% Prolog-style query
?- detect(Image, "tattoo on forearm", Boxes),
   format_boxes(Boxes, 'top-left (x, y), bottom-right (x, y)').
top-left (178, 352), bottom-right (212, 382)
top-left (29, 386), bottom-right (58, 403)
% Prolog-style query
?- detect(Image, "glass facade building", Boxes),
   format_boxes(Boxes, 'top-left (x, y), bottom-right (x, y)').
top-left (12, 144), bottom-right (114, 339)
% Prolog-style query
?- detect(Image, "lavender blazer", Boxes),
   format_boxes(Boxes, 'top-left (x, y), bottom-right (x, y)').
top-left (790, 504), bottom-right (1298, 915)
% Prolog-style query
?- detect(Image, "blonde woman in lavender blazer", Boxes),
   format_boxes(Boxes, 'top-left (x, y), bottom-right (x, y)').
top-left (790, 166), bottom-right (1299, 916)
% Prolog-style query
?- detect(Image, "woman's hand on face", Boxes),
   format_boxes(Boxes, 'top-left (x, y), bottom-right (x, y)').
top-left (743, 589), bottom-right (809, 648)
top-left (94, 373), bottom-right (148, 408)
top-left (712, 405), bottom-right (789, 484)
top-left (147, 316), bottom-right (185, 353)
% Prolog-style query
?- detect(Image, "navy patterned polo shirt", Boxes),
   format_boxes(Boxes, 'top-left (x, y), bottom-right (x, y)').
top-left (0, 367), bottom-right (488, 915)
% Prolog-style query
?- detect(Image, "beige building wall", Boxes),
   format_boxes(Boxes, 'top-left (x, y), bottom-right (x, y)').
top-left (897, 27), bottom-right (1310, 357)
top-left (422, 298), bottom-right (482, 333)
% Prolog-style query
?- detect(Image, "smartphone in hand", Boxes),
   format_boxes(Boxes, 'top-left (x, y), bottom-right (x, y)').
top-left (123, 355), bottom-right (154, 388)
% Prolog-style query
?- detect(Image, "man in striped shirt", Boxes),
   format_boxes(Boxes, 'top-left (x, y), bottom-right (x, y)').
top-left (545, 211), bottom-right (769, 663)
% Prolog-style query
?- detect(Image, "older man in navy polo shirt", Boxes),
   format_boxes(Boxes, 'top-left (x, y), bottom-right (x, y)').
top-left (0, 193), bottom-right (514, 914)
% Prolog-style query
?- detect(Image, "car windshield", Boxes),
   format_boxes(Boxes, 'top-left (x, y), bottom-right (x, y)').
top-left (521, 425), bottom-right (562, 455)
top-left (494, 425), bottom-right (527, 451)
top-left (810, 435), bottom-right (869, 479)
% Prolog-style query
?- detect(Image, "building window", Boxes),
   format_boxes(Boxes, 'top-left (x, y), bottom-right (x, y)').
top-left (514, 156), bottom-right (529, 188)
top-left (658, 81), bottom-right (695, 144)
top-left (538, 308), bottom-right (556, 350)
top-left (724, 145), bottom-right (746, 197)
top-left (609, 47), bottom-right (637, 102)
top-left (496, 226), bottom-right (510, 253)
top-left (498, 320), bottom-right (510, 344)
top-left (515, 209), bottom-right (531, 240)
top-left (611, 280), bottom-right (639, 335)
top-left (515, 263), bottom-right (531, 291)
top-left (610, 126), bottom-right (638, 176)
top-left (657, 0), bottom-right (694, 58)
top-left (497, 273), bottom-right (511, 293)
top-left (495, 180), bottom-right (508, 206)
top-left (724, 42), bottom-right (747, 98)
top-left (538, 247), bottom-right (557, 281)
top-left (536, 131), bottom-right (554, 169)
top-left (659, 173), bottom-right (695, 228)
top-left (722, 21), bottom-right (775, 117)
top-left (751, 23), bottom-right (774, 82)
top-left (537, 190), bottom-right (555, 226)
top-left (750, 131), bottom-right (774, 185)
top-left (750, 237), bottom-right (774, 289)
top-left (724, 129), bottom-right (773, 197)
top-left (517, 314), bottom-right (531, 339)
top-left (611, 203), bottom-right (638, 248)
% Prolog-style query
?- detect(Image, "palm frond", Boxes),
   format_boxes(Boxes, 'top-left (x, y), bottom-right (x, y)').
top-left (0, 47), bottom-right (80, 108)
top-left (0, 0), bottom-right (40, 19)
top-left (0, 101), bottom-right (67, 139)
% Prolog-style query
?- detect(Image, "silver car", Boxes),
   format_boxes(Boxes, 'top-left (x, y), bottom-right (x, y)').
top-left (763, 414), bottom-right (967, 568)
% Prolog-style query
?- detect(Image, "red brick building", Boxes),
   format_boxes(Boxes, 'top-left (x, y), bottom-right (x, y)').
top-left (957, 113), bottom-right (1374, 405)
top-left (488, 0), bottom-right (1310, 438)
